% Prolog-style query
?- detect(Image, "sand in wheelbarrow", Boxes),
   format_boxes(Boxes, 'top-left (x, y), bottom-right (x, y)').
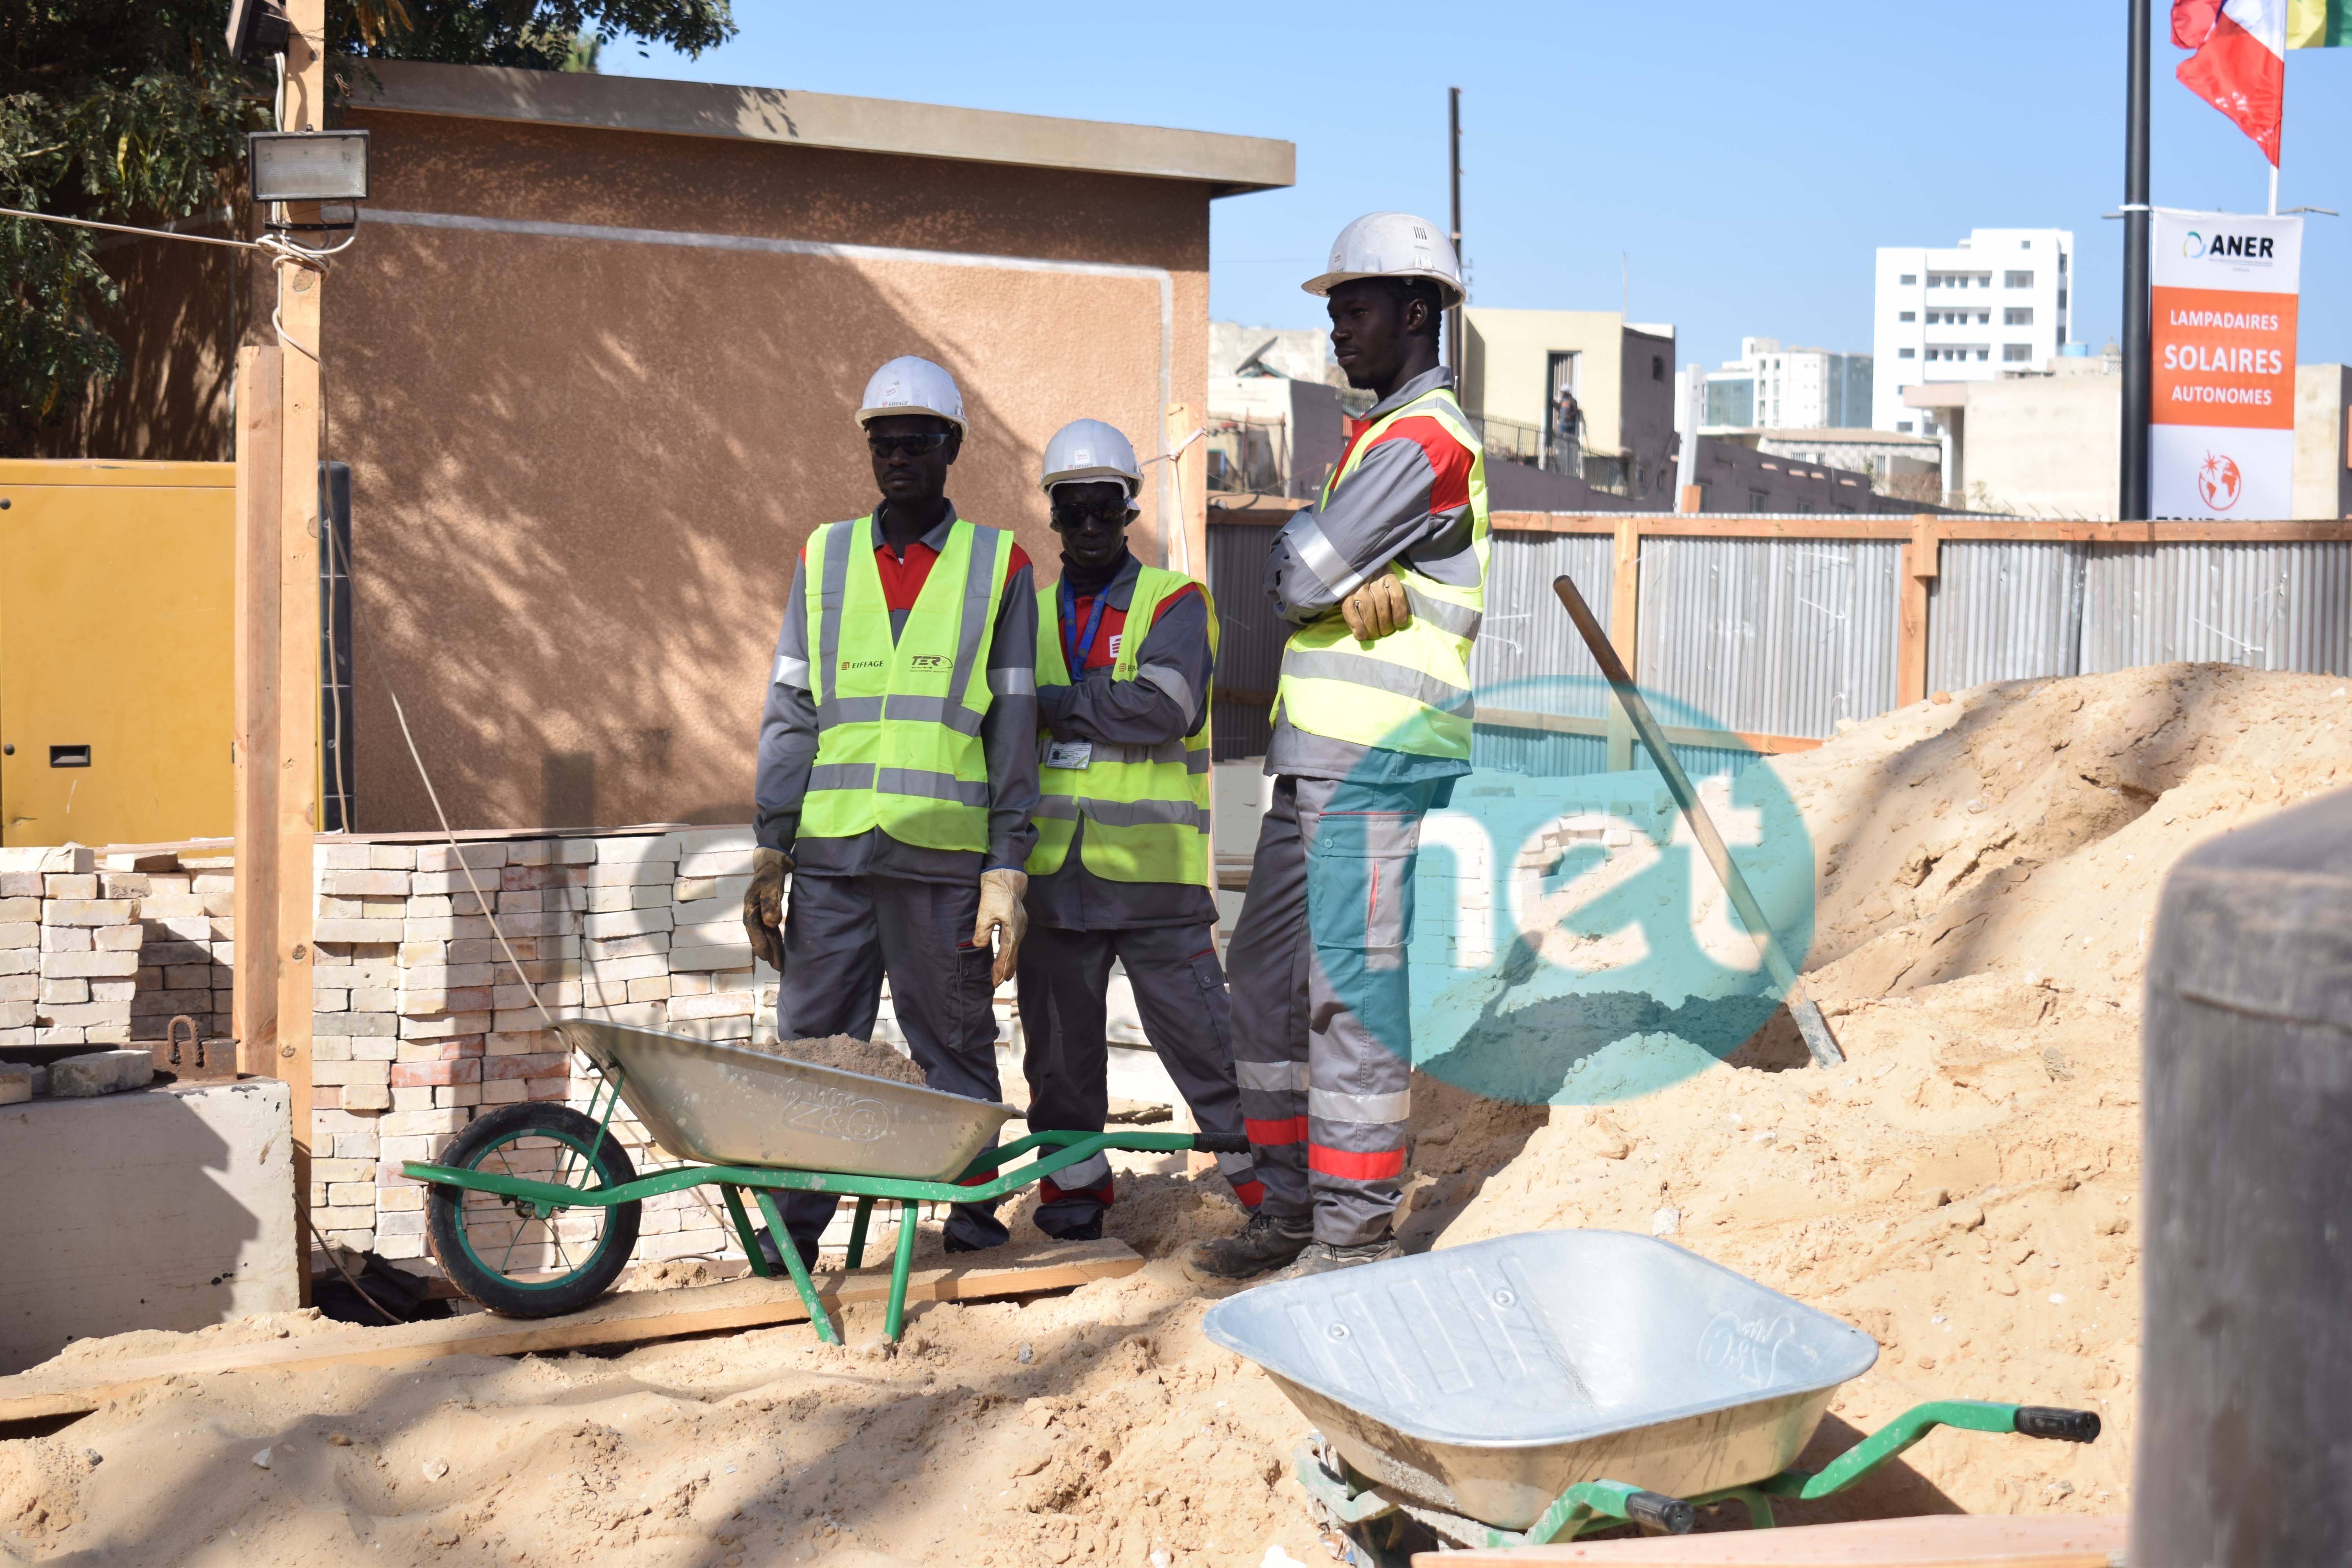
top-left (737, 1032), bottom-right (931, 1087)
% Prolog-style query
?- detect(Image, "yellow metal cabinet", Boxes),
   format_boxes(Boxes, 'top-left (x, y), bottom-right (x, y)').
top-left (0, 460), bottom-right (234, 848)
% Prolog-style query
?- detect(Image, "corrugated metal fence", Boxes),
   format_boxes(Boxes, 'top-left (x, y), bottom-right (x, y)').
top-left (1209, 515), bottom-right (2352, 774)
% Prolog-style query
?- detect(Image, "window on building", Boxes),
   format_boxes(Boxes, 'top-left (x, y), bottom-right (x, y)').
top-left (1652, 355), bottom-right (1666, 381)
top-left (1975, 349), bottom-right (1990, 361)
top-left (2020, 239), bottom-right (2033, 249)
top-left (2058, 289), bottom-right (2068, 309)
top-left (2058, 253), bottom-right (2069, 273)
top-left (2005, 270), bottom-right (2033, 288)
top-left (1748, 489), bottom-right (1769, 512)
top-left (2005, 307), bottom-right (2033, 325)
top-left (1899, 347), bottom-right (1916, 359)
top-left (2003, 344), bottom-right (2033, 361)
top-left (1900, 273), bottom-right (1917, 285)
top-left (1897, 420), bottom-right (1915, 433)
top-left (1899, 310), bottom-right (1915, 322)
top-left (1976, 311), bottom-right (1990, 325)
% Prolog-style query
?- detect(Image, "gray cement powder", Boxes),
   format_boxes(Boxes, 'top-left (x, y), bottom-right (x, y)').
top-left (738, 1033), bottom-right (930, 1088)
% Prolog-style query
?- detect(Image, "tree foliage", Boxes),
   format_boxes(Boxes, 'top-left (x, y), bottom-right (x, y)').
top-left (0, 0), bottom-right (734, 450)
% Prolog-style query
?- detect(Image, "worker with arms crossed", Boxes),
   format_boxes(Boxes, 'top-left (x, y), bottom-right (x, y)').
top-left (1017, 419), bottom-right (1261, 1241)
top-left (743, 355), bottom-right (1039, 1267)
top-left (1188, 213), bottom-right (1487, 1282)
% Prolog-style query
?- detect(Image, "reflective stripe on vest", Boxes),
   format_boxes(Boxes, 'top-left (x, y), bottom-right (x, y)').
top-left (1275, 387), bottom-right (1489, 759)
top-left (1027, 564), bottom-right (1218, 886)
top-left (801, 516), bottom-right (1011, 853)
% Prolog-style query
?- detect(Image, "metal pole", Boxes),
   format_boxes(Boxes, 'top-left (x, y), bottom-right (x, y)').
top-left (1447, 86), bottom-right (1463, 394)
top-left (2121, 0), bottom-right (2152, 521)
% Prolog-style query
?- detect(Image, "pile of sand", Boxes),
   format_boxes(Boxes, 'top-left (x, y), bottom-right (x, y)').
top-left (739, 1036), bottom-right (933, 1089)
top-left (6, 664), bottom-right (2343, 1564)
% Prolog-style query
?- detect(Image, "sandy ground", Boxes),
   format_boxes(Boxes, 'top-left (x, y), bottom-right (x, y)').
top-left (5, 664), bottom-right (2345, 1566)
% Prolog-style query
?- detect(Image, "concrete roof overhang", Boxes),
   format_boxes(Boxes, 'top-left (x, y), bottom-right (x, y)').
top-left (354, 61), bottom-right (1296, 198)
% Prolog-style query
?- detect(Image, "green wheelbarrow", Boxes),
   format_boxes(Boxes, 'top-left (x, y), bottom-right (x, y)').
top-left (1203, 1231), bottom-right (2102, 1564)
top-left (400, 1020), bottom-right (1240, 1343)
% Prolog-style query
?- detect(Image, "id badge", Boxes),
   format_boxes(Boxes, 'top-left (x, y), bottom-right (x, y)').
top-left (1045, 738), bottom-right (1094, 770)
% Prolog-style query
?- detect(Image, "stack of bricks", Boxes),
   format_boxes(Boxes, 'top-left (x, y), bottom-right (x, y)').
top-left (18, 846), bottom-right (143, 1046)
top-left (117, 846), bottom-right (236, 1042)
top-left (0, 846), bottom-right (93, 1043)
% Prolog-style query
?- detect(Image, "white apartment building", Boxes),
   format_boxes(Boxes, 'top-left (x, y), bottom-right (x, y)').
top-left (1871, 228), bottom-right (2074, 432)
top-left (1700, 337), bottom-right (1873, 430)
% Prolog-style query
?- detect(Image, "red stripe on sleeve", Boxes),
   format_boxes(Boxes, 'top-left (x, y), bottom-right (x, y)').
top-left (1308, 1143), bottom-right (1407, 1181)
top-left (1369, 415), bottom-right (1475, 514)
top-left (1147, 580), bottom-right (1201, 627)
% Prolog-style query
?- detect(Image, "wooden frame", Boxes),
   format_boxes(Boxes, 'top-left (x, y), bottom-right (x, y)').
top-left (1206, 502), bottom-right (2352, 757)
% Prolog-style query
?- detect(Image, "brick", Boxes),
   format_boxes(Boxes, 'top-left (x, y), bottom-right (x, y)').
top-left (43, 949), bottom-right (138, 977)
top-left (49, 1048), bottom-right (155, 1096)
top-left (92, 923), bottom-right (143, 951)
top-left (314, 1035), bottom-right (354, 1062)
top-left (313, 842), bottom-right (374, 869)
top-left (89, 980), bottom-right (133, 1004)
top-left (314, 988), bottom-right (350, 1013)
top-left (353, 1037), bottom-right (398, 1061)
top-left (595, 833), bottom-right (682, 865)
top-left (165, 963), bottom-right (214, 989)
top-left (525, 1077), bottom-right (570, 1101)
top-left (314, 1060), bottom-right (392, 1087)
top-left (482, 1051), bottom-right (568, 1081)
top-left (0, 1062), bottom-right (27, 1104)
top-left (396, 1036), bottom-right (484, 1061)
top-left (499, 864), bottom-right (559, 891)
top-left (434, 1082), bottom-right (483, 1108)
top-left (349, 987), bottom-right (397, 1011)
top-left (578, 861), bottom-right (676, 888)
top-left (333, 1010), bottom-right (399, 1037)
top-left (44, 898), bottom-right (132, 927)
top-left (504, 840), bottom-right (554, 867)
top-left (0, 923), bottom-right (39, 949)
top-left (143, 940), bottom-right (211, 967)
top-left (43, 874), bottom-right (98, 900)
top-left (39, 1002), bottom-right (129, 1027)
top-left (0, 1000), bottom-right (32, 1028)
top-left (481, 1077), bottom-right (528, 1104)
top-left (0, 951), bottom-right (36, 978)
top-left (0, 898), bottom-right (36, 922)
top-left (0, 975), bottom-right (35, 1002)
top-left (671, 942), bottom-right (753, 972)
top-left (377, 1184), bottom-right (425, 1212)
top-left (627, 976), bottom-right (672, 1003)
top-left (376, 1210), bottom-right (426, 1237)
top-left (38, 977), bottom-right (89, 1005)
top-left (34, 1025), bottom-right (85, 1045)
top-left (401, 1011), bottom-right (493, 1040)
top-left (486, 1031), bottom-right (557, 1056)
top-left (380, 1107), bottom-right (470, 1136)
top-left (416, 843), bottom-right (508, 872)
top-left (374, 1233), bottom-right (425, 1259)
top-left (0, 844), bottom-right (93, 876)
top-left (553, 839), bottom-right (598, 864)
top-left (368, 844), bottom-right (419, 870)
top-left (397, 940), bottom-right (450, 967)
top-left (378, 1134), bottom-right (435, 1162)
top-left (342, 1080), bottom-right (393, 1111)
top-left (391, 1058), bottom-right (481, 1087)
top-left (396, 986), bottom-right (495, 1016)
top-left (389, 1085), bottom-right (434, 1111)
top-left (314, 919), bottom-right (405, 944)
top-left (405, 917), bottom-right (493, 942)
top-left (678, 848), bottom-right (756, 879)
top-left (398, 963), bottom-right (496, 989)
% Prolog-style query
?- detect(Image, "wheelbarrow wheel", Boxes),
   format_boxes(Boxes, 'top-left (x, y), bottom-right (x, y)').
top-left (425, 1101), bottom-right (642, 1318)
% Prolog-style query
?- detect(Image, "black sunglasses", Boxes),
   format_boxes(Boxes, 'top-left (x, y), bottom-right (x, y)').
top-left (1051, 500), bottom-right (1132, 527)
top-left (867, 432), bottom-right (952, 458)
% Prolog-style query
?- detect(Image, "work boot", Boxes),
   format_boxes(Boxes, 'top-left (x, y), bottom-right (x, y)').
top-left (752, 1227), bottom-right (822, 1276)
top-left (1184, 1210), bottom-right (1314, 1281)
top-left (1268, 1232), bottom-right (1404, 1283)
top-left (1034, 1174), bottom-right (1114, 1242)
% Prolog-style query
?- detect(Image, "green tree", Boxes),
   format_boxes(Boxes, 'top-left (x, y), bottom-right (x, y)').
top-left (0, 0), bottom-right (733, 452)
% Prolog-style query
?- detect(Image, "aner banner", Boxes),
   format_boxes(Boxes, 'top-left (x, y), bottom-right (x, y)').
top-left (2149, 208), bottom-right (2303, 519)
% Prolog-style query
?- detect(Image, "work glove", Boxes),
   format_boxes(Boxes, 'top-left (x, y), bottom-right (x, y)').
top-left (742, 846), bottom-right (792, 974)
top-left (972, 867), bottom-right (1029, 988)
top-left (1339, 573), bottom-right (1412, 641)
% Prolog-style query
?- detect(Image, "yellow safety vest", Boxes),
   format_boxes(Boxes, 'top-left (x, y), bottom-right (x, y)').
top-left (1274, 387), bottom-right (1489, 759)
top-left (800, 516), bottom-right (1012, 853)
top-left (1027, 565), bottom-right (1217, 886)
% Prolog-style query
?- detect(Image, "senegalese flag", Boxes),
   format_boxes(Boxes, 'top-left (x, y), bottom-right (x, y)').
top-left (2173, 0), bottom-right (2346, 167)
top-left (2287, 0), bottom-right (2348, 46)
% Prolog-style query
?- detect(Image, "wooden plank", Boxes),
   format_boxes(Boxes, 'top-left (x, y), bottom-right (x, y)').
top-left (1896, 528), bottom-right (1933, 710)
top-left (0, 1238), bottom-right (1142, 1423)
top-left (1604, 518), bottom-right (1642, 772)
top-left (1412, 1512), bottom-right (2126, 1566)
top-left (273, 0), bottom-right (328, 1301)
top-left (231, 346), bottom-right (283, 1077)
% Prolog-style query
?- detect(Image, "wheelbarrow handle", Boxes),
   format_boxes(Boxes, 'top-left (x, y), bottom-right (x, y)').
top-left (1191, 1131), bottom-right (1253, 1154)
top-left (2014, 1405), bottom-right (2103, 1443)
top-left (1625, 1490), bottom-right (1697, 1535)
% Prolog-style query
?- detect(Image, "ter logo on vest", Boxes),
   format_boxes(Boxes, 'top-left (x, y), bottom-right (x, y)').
top-left (910, 653), bottom-right (951, 670)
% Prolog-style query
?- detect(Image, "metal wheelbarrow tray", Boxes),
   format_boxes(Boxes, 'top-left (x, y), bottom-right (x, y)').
top-left (1204, 1230), bottom-right (2101, 1555)
top-left (399, 1021), bottom-right (1250, 1343)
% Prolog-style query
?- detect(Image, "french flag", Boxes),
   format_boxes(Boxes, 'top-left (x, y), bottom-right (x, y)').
top-left (2174, 0), bottom-right (2288, 164)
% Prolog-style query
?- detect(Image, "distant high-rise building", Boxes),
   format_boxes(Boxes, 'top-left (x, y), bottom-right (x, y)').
top-left (1872, 227), bottom-right (2075, 432)
top-left (1700, 338), bottom-right (1873, 430)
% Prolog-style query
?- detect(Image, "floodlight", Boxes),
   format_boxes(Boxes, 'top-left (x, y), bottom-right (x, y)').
top-left (225, 0), bottom-right (290, 62)
top-left (247, 131), bottom-right (371, 205)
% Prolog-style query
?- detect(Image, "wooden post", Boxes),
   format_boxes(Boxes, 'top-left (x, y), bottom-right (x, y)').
top-left (1604, 517), bottom-right (1641, 771)
top-left (275, 0), bottom-right (327, 1290)
top-left (233, 347), bottom-right (283, 1075)
top-left (1678, 483), bottom-right (1702, 516)
top-left (1897, 517), bottom-right (1938, 708)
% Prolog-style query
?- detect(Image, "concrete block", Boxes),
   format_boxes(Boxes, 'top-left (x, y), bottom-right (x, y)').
top-left (0, 844), bottom-right (94, 876)
top-left (43, 874), bottom-right (99, 900)
top-left (0, 1079), bottom-right (295, 1368)
top-left (0, 1063), bottom-right (27, 1104)
top-left (42, 949), bottom-right (139, 978)
top-left (49, 1048), bottom-right (156, 1097)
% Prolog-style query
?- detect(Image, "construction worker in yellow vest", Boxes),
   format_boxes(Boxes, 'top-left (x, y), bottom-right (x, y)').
top-left (1017, 419), bottom-right (1260, 1241)
top-left (1188, 213), bottom-right (1487, 1283)
top-left (742, 356), bottom-right (1040, 1269)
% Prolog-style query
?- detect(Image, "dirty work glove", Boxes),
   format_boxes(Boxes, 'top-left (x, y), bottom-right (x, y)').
top-left (972, 868), bottom-right (1029, 988)
top-left (743, 846), bottom-right (792, 973)
top-left (1339, 574), bottom-right (1412, 641)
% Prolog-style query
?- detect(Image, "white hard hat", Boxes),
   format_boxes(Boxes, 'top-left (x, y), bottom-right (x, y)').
top-left (1301, 211), bottom-right (1465, 309)
top-left (1040, 419), bottom-right (1143, 505)
top-left (857, 355), bottom-right (966, 436)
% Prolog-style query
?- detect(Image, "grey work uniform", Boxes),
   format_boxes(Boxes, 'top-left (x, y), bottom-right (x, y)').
top-left (1227, 364), bottom-right (1479, 1247)
top-left (1016, 552), bottom-right (1258, 1238)
top-left (755, 506), bottom-right (1039, 1253)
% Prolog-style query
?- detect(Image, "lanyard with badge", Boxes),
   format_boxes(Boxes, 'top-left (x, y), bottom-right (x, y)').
top-left (1046, 578), bottom-right (1109, 770)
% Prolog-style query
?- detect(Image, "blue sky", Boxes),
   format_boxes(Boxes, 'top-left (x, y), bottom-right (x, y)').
top-left (611, 2), bottom-right (2351, 374)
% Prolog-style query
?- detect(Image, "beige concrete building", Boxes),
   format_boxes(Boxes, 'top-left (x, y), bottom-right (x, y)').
top-left (54, 63), bottom-right (1290, 833)
top-left (1906, 356), bottom-right (2350, 519)
top-left (1459, 308), bottom-right (1679, 503)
